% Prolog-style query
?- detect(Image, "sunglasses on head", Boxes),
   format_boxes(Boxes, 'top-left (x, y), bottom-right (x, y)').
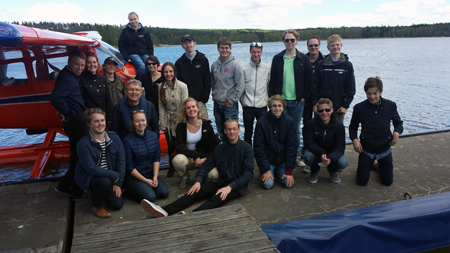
top-left (308, 44), bottom-right (319, 48)
top-left (251, 42), bottom-right (262, 47)
top-left (284, 38), bottom-right (295, 43)
top-left (147, 62), bottom-right (157, 66)
top-left (132, 110), bottom-right (145, 114)
top-left (318, 108), bottom-right (332, 113)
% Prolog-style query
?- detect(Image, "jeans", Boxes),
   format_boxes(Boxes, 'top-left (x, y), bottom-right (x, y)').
top-left (123, 175), bottom-right (169, 203)
top-left (356, 152), bottom-right (393, 186)
top-left (214, 102), bottom-right (238, 142)
top-left (89, 176), bottom-right (123, 209)
top-left (260, 164), bottom-right (290, 189)
top-left (129, 54), bottom-right (148, 75)
top-left (242, 106), bottom-right (266, 145)
top-left (303, 149), bottom-right (348, 174)
top-left (283, 100), bottom-right (304, 157)
top-left (162, 181), bottom-right (240, 215)
top-left (59, 119), bottom-right (86, 195)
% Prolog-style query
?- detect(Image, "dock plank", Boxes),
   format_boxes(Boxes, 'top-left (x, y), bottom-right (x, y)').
top-left (71, 204), bottom-right (278, 253)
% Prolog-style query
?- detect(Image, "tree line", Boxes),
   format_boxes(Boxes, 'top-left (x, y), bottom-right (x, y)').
top-left (12, 21), bottom-right (450, 47)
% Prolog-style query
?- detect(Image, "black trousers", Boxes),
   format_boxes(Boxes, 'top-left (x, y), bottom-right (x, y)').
top-left (163, 181), bottom-right (240, 215)
top-left (58, 119), bottom-right (86, 195)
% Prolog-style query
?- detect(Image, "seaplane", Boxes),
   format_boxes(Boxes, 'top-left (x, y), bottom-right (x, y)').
top-left (0, 22), bottom-right (167, 181)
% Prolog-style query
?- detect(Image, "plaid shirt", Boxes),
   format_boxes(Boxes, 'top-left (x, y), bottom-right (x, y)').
top-left (363, 147), bottom-right (391, 160)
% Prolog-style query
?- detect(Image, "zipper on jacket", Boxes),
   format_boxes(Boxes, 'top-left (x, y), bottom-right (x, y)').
top-left (253, 64), bottom-right (258, 107)
top-left (322, 129), bottom-right (327, 147)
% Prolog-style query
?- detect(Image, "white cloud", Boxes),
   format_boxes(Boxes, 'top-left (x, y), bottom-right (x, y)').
top-left (5, 2), bottom-right (83, 23)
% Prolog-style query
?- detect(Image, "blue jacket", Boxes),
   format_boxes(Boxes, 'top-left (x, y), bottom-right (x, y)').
top-left (50, 66), bottom-right (86, 123)
top-left (195, 139), bottom-right (254, 196)
top-left (254, 112), bottom-right (297, 175)
top-left (75, 132), bottom-right (125, 192)
top-left (349, 97), bottom-right (403, 153)
top-left (312, 53), bottom-right (356, 110)
top-left (303, 115), bottom-right (345, 164)
top-left (111, 96), bottom-right (158, 139)
top-left (268, 49), bottom-right (313, 103)
top-left (122, 130), bottom-right (160, 178)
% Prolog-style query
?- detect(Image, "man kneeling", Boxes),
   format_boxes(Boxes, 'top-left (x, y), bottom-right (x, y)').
top-left (303, 98), bottom-right (348, 184)
top-left (141, 119), bottom-right (254, 217)
top-left (75, 108), bottom-right (126, 218)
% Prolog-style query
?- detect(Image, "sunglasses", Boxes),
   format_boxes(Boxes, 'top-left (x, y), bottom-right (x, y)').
top-left (318, 108), bottom-right (332, 113)
top-left (251, 42), bottom-right (262, 47)
top-left (308, 44), bottom-right (319, 48)
top-left (132, 110), bottom-right (145, 114)
top-left (147, 62), bottom-right (158, 66)
top-left (284, 38), bottom-right (295, 43)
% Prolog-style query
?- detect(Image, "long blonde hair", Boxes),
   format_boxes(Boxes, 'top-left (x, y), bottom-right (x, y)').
top-left (178, 97), bottom-right (201, 123)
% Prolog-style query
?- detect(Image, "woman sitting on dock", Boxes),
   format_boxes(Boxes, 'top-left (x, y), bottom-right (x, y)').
top-left (173, 98), bottom-right (219, 189)
top-left (122, 111), bottom-right (169, 203)
top-left (349, 77), bottom-right (403, 186)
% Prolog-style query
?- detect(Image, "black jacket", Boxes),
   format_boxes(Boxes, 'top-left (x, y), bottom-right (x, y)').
top-left (175, 51), bottom-right (211, 104)
top-left (118, 23), bottom-right (153, 61)
top-left (135, 73), bottom-right (163, 118)
top-left (269, 49), bottom-right (313, 102)
top-left (195, 139), bottom-right (254, 196)
top-left (303, 115), bottom-right (345, 164)
top-left (175, 119), bottom-right (218, 160)
top-left (254, 112), bottom-right (297, 175)
top-left (79, 71), bottom-right (113, 123)
top-left (349, 97), bottom-right (403, 153)
top-left (312, 53), bottom-right (356, 110)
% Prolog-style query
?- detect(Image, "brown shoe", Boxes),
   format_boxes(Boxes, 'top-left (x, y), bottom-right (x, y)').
top-left (92, 207), bottom-right (111, 218)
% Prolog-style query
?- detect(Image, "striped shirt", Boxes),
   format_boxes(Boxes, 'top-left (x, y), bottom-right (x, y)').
top-left (97, 139), bottom-right (110, 170)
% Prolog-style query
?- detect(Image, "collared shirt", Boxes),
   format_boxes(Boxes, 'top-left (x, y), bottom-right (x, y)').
top-left (282, 54), bottom-right (296, 100)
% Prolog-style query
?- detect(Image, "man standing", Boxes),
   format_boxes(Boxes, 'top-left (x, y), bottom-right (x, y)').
top-left (110, 79), bottom-right (158, 139)
top-left (269, 29), bottom-right (313, 167)
top-left (303, 98), bottom-right (348, 184)
top-left (240, 42), bottom-right (270, 145)
top-left (75, 108), bottom-right (125, 218)
top-left (141, 119), bottom-right (254, 217)
top-left (211, 37), bottom-right (245, 142)
top-left (102, 57), bottom-right (125, 106)
top-left (50, 49), bottom-right (87, 199)
top-left (302, 36), bottom-right (325, 173)
top-left (175, 34), bottom-right (211, 120)
top-left (312, 34), bottom-right (355, 123)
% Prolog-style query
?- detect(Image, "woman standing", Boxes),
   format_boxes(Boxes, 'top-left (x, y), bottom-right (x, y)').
top-left (173, 98), bottom-right (219, 189)
top-left (159, 62), bottom-right (188, 177)
top-left (118, 12), bottom-right (154, 75)
top-left (80, 53), bottom-right (113, 125)
top-left (122, 111), bottom-right (169, 203)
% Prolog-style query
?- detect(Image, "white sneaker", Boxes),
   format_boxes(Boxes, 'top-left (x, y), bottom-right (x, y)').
top-left (141, 199), bottom-right (168, 218)
top-left (296, 158), bottom-right (306, 167)
top-left (302, 165), bottom-right (311, 174)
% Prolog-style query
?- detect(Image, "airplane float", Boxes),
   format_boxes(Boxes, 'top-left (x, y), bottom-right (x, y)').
top-left (0, 22), bottom-right (167, 180)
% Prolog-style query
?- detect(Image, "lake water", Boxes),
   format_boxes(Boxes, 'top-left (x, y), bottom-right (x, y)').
top-left (1, 37), bottom-right (450, 182)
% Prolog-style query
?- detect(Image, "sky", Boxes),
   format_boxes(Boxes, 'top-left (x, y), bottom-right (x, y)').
top-left (1, 0), bottom-right (449, 30)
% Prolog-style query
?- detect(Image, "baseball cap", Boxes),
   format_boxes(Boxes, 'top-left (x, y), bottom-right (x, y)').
top-left (104, 57), bottom-right (118, 65)
top-left (181, 34), bottom-right (194, 42)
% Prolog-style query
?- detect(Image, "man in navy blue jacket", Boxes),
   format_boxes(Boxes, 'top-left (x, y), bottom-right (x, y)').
top-left (141, 119), bottom-right (254, 217)
top-left (50, 49), bottom-right (87, 198)
top-left (254, 95), bottom-right (297, 189)
top-left (110, 79), bottom-right (158, 139)
top-left (303, 98), bottom-right (348, 184)
top-left (75, 108), bottom-right (125, 218)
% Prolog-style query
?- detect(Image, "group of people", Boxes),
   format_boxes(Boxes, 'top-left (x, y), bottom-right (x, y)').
top-left (49, 12), bottom-right (403, 219)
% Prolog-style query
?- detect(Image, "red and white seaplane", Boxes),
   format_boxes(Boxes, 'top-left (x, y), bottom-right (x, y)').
top-left (0, 22), bottom-right (166, 180)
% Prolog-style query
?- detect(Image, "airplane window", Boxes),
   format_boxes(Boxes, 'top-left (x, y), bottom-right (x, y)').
top-left (0, 62), bottom-right (28, 86)
top-left (33, 56), bottom-right (67, 82)
top-left (0, 48), bottom-right (23, 60)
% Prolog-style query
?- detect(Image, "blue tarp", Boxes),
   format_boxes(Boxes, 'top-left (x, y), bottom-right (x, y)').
top-left (261, 192), bottom-right (450, 253)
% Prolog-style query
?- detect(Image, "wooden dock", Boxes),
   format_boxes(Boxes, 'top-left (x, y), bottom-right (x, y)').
top-left (71, 204), bottom-right (279, 252)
